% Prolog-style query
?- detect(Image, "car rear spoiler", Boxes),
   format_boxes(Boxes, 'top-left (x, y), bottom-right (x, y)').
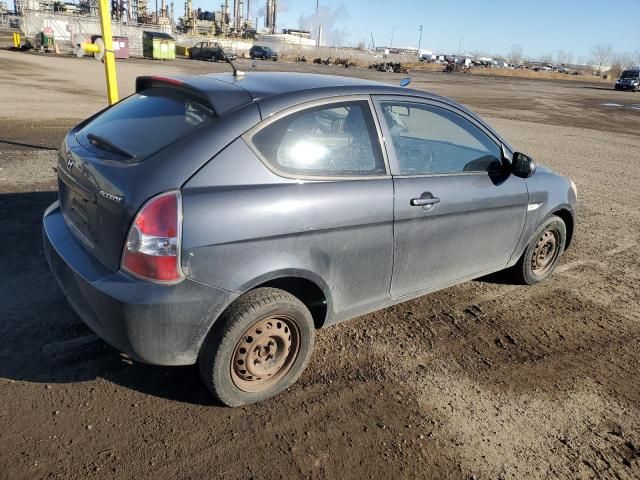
top-left (135, 75), bottom-right (253, 117)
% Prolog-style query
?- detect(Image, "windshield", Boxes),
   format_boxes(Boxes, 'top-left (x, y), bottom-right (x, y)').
top-left (77, 88), bottom-right (213, 161)
top-left (621, 70), bottom-right (640, 79)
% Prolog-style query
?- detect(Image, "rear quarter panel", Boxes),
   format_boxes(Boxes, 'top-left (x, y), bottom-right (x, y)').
top-left (181, 138), bottom-right (395, 326)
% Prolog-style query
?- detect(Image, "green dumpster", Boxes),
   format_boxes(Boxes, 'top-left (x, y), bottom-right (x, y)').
top-left (142, 31), bottom-right (176, 60)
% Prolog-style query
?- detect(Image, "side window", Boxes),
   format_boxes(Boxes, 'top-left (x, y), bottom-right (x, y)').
top-left (380, 102), bottom-right (502, 175)
top-left (250, 100), bottom-right (386, 177)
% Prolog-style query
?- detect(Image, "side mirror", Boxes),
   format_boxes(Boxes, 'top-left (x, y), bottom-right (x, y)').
top-left (511, 152), bottom-right (536, 178)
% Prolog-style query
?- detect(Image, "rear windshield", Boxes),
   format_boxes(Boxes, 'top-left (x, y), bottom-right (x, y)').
top-left (621, 70), bottom-right (640, 79)
top-left (77, 88), bottom-right (213, 161)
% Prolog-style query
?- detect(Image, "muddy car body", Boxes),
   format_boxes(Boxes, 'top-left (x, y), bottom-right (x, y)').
top-left (43, 72), bottom-right (577, 405)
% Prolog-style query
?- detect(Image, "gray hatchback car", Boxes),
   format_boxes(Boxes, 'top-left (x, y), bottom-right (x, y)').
top-left (43, 72), bottom-right (577, 406)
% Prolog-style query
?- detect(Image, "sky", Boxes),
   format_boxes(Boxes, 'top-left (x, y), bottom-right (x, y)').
top-left (191, 0), bottom-right (640, 60)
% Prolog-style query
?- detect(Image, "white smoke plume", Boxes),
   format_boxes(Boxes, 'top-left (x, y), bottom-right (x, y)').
top-left (298, 5), bottom-right (350, 46)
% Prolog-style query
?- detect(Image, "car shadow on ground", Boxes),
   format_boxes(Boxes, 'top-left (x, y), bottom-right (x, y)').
top-left (0, 191), bottom-right (220, 407)
top-left (581, 86), bottom-right (618, 91)
top-left (0, 138), bottom-right (59, 150)
top-left (473, 271), bottom-right (518, 285)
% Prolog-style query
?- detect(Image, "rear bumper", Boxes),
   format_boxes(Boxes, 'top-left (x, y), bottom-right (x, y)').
top-left (43, 201), bottom-right (238, 365)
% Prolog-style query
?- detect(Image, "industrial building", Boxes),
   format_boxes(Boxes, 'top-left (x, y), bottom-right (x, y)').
top-left (0, 0), bottom-right (317, 55)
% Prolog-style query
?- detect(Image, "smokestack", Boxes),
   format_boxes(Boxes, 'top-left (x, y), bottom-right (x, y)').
top-left (265, 0), bottom-right (276, 33)
top-left (272, 0), bottom-right (276, 33)
top-left (265, 0), bottom-right (270, 29)
top-left (233, 0), bottom-right (239, 29)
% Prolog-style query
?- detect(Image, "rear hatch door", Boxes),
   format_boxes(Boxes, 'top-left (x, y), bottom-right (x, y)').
top-left (57, 77), bottom-right (257, 272)
top-left (58, 76), bottom-right (260, 271)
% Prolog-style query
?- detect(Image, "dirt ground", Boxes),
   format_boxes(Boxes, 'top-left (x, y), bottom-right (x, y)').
top-left (1, 50), bottom-right (640, 480)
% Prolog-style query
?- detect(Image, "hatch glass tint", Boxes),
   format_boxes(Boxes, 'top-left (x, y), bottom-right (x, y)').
top-left (76, 87), bottom-right (214, 161)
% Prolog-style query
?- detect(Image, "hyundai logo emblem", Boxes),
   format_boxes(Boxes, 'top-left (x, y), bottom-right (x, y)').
top-left (66, 150), bottom-right (74, 170)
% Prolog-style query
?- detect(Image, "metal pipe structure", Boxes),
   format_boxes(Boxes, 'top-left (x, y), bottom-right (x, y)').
top-left (98, 0), bottom-right (119, 104)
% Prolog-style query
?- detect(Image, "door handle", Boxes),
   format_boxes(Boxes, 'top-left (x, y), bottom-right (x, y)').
top-left (410, 197), bottom-right (440, 206)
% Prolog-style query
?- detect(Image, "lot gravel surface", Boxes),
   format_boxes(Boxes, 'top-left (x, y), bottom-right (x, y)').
top-left (1, 50), bottom-right (639, 479)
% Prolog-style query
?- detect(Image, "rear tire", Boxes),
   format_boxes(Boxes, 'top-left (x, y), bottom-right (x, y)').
top-left (512, 215), bottom-right (566, 285)
top-left (250, 53), bottom-right (255, 59)
top-left (198, 287), bottom-right (315, 406)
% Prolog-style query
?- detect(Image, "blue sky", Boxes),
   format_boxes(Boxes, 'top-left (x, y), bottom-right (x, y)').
top-left (191, 0), bottom-right (640, 59)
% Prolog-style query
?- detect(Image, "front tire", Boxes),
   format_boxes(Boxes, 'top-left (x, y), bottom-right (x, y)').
top-left (199, 287), bottom-right (315, 406)
top-left (512, 215), bottom-right (566, 285)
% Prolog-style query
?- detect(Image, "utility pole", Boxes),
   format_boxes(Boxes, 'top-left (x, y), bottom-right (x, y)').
top-left (315, 0), bottom-right (320, 47)
top-left (390, 25), bottom-right (398, 48)
top-left (457, 35), bottom-right (464, 59)
top-left (417, 24), bottom-right (423, 55)
top-left (98, 0), bottom-right (118, 104)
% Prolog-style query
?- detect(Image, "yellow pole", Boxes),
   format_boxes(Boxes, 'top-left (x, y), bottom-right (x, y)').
top-left (97, 0), bottom-right (119, 105)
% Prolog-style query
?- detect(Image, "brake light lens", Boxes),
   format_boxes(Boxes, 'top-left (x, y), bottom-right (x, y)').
top-left (122, 191), bottom-right (184, 283)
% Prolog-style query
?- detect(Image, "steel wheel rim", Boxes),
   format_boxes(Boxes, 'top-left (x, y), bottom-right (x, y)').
top-left (230, 315), bottom-right (300, 393)
top-left (531, 228), bottom-right (560, 276)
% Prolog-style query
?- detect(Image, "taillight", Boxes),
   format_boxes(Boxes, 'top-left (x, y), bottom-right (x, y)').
top-left (122, 191), bottom-right (184, 283)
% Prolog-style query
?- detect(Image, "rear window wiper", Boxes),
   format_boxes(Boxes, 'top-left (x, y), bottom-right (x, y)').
top-left (86, 133), bottom-right (134, 159)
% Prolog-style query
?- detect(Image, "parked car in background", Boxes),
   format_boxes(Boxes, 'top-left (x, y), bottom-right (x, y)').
top-left (250, 45), bottom-right (278, 60)
top-left (615, 69), bottom-right (640, 91)
top-left (43, 72), bottom-right (577, 407)
top-left (189, 41), bottom-right (237, 62)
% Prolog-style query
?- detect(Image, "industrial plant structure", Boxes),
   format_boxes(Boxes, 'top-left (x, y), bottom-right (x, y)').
top-left (6, 0), bottom-right (280, 38)
top-left (2, 0), bottom-right (318, 58)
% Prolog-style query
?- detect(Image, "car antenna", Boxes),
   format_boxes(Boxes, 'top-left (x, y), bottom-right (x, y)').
top-left (400, 77), bottom-right (411, 87)
top-left (219, 44), bottom-right (245, 77)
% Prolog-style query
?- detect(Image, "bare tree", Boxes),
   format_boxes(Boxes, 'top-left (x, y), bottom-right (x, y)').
top-left (539, 52), bottom-right (554, 64)
top-left (609, 52), bottom-right (634, 77)
top-left (635, 50), bottom-right (640, 66)
top-left (590, 44), bottom-right (613, 75)
top-left (507, 44), bottom-right (523, 64)
top-left (566, 51), bottom-right (575, 65)
top-left (555, 49), bottom-right (567, 65)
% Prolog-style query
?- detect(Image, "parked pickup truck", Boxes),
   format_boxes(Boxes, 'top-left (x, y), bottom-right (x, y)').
top-left (189, 41), bottom-right (237, 62)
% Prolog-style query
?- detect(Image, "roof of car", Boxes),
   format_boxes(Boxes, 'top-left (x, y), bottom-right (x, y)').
top-left (208, 72), bottom-right (398, 97)
top-left (138, 72), bottom-right (501, 128)
top-left (138, 71), bottom-right (439, 116)
top-left (135, 71), bottom-right (511, 150)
